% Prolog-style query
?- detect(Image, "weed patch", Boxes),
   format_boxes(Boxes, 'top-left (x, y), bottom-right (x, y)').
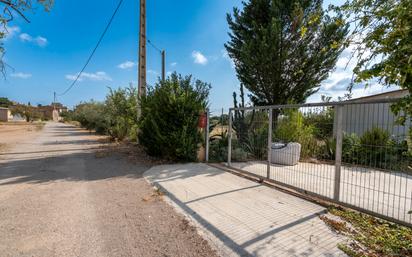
top-left (322, 206), bottom-right (412, 257)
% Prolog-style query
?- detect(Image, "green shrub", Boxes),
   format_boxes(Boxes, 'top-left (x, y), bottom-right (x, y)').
top-left (359, 127), bottom-right (390, 147)
top-left (70, 86), bottom-right (138, 141)
top-left (322, 133), bottom-right (361, 162)
top-left (138, 73), bottom-right (210, 161)
top-left (104, 86), bottom-right (138, 140)
top-left (342, 133), bottom-right (361, 163)
top-left (241, 125), bottom-right (268, 159)
top-left (232, 146), bottom-right (248, 161)
top-left (274, 109), bottom-right (319, 159)
top-left (304, 107), bottom-right (335, 140)
top-left (209, 130), bottom-right (229, 162)
top-left (358, 127), bottom-right (395, 169)
top-left (323, 128), bottom-right (410, 172)
top-left (72, 101), bottom-right (108, 134)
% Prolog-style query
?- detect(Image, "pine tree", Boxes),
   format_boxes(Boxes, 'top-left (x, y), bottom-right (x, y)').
top-left (225, 0), bottom-right (349, 105)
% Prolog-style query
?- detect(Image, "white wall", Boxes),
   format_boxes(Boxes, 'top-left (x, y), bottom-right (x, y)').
top-left (341, 103), bottom-right (410, 140)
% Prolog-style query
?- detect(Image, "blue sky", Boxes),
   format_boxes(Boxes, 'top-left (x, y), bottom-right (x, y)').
top-left (0, 0), bottom-right (396, 111)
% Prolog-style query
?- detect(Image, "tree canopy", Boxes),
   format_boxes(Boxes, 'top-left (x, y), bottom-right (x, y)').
top-left (138, 73), bottom-right (210, 161)
top-left (334, 0), bottom-right (412, 124)
top-left (225, 0), bottom-right (349, 106)
top-left (0, 96), bottom-right (12, 107)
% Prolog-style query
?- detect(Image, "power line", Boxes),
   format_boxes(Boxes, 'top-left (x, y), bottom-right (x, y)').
top-left (147, 38), bottom-right (166, 82)
top-left (147, 39), bottom-right (162, 53)
top-left (57, 0), bottom-right (124, 96)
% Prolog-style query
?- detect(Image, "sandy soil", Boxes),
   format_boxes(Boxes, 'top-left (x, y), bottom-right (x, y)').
top-left (0, 122), bottom-right (45, 152)
top-left (0, 122), bottom-right (218, 257)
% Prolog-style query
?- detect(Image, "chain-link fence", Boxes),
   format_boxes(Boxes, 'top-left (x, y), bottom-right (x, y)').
top-left (221, 100), bottom-right (412, 227)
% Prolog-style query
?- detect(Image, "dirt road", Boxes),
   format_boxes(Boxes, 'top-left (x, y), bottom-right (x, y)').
top-left (0, 122), bottom-right (217, 257)
top-left (0, 122), bottom-right (45, 152)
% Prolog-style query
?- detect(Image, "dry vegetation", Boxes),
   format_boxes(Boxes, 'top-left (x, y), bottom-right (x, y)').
top-left (321, 207), bottom-right (412, 257)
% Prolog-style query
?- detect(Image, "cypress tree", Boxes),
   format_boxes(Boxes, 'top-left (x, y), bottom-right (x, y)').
top-left (225, 0), bottom-right (349, 105)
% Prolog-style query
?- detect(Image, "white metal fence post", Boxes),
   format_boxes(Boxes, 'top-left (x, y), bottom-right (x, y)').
top-left (228, 109), bottom-right (233, 166)
top-left (267, 108), bottom-right (273, 179)
top-left (205, 109), bottom-right (210, 163)
top-left (334, 105), bottom-right (343, 201)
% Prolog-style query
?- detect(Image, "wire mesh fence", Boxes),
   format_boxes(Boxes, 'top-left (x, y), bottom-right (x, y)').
top-left (223, 100), bottom-right (412, 226)
top-left (207, 108), bottom-right (230, 163)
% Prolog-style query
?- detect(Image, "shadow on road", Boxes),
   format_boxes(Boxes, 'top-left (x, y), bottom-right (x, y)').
top-left (0, 150), bottom-right (150, 186)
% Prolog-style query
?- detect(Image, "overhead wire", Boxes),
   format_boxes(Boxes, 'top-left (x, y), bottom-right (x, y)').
top-left (147, 39), bottom-right (162, 54)
top-left (57, 0), bottom-right (124, 96)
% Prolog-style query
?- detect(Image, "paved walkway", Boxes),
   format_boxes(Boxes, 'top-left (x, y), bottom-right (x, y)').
top-left (232, 161), bottom-right (412, 224)
top-left (144, 164), bottom-right (347, 257)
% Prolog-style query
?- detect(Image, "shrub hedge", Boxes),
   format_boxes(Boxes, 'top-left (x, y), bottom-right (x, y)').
top-left (138, 73), bottom-right (210, 161)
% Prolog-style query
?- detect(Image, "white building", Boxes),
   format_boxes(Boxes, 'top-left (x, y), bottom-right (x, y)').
top-left (0, 107), bottom-right (13, 122)
top-left (341, 89), bottom-right (410, 139)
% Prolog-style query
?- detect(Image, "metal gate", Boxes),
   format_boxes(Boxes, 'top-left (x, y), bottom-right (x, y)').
top-left (225, 99), bottom-right (412, 227)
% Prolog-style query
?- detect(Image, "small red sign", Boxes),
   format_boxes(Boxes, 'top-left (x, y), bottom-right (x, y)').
top-left (198, 113), bottom-right (207, 128)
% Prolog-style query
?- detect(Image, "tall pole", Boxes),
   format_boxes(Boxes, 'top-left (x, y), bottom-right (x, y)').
top-left (53, 92), bottom-right (56, 110)
top-left (137, 0), bottom-right (146, 119)
top-left (161, 50), bottom-right (166, 82)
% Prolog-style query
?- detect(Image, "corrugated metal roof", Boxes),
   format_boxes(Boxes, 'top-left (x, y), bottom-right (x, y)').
top-left (345, 89), bottom-right (409, 103)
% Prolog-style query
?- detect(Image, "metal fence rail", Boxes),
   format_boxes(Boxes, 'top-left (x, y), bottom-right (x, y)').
top-left (224, 100), bottom-right (412, 227)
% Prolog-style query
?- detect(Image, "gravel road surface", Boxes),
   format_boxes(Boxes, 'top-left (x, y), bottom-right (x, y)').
top-left (0, 122), bottom-right (218, 257)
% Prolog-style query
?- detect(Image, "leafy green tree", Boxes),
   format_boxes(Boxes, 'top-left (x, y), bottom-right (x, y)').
top-left (0, 0), bottom-right (54, 74)
top-left (72, 101), bottom-right (108, 134)
top-left (225, 0), bottom-right (349, 106)
top-left (334, 0), bottom-right (411, 125)
top-left (0, 97), bottom-right (12, 107)
top-left (104, 85), bottom-right (138, 140)
top-left (11, 104), bottom-right (41, 122)
top-left (138, 73), bottom-right (210, 161)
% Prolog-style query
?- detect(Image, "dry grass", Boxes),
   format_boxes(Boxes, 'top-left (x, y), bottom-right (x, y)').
top-left (141, 188), bottom-right (165, 203)
top-left (210, 125), bottom-right (228, 137)
top-left (322, 207), bottom-right (412, 257)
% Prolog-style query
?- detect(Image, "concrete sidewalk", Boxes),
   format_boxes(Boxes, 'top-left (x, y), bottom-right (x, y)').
top-left (144, 164), bottom-right (347, 257)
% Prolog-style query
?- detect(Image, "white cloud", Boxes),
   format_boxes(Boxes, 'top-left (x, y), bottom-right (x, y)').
top-left (310, 40), bottom-right (385, 103)
top-left (322, 71), bottom-right (353, 91)
top-left (19, 33), bottom-right (32, 42)
top-left (192, 51), bottom-right (208, 65)
top-left (19, 33), bottom-right (48, 47)
top-left (35, 36), bottom-right (48, 47)
top-left (3, 26), bottom-right (20, 40)
top-left (118, 61), bottom-right (136, 69)
top-left (315, 84), bottom-right (394, 102)
top-left (65, 71), bottom-right (112, 82)
top-left (336, 56), bottom-right (351, 69)
top-left (11, 72), bottom-right (32, 79)
top-left (170, 62), bottom-right (177, 67)
top-left (320, 48), bottom-right (358, 92)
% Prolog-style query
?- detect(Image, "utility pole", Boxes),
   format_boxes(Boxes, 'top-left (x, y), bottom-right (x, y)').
top-left (53, 92), bottom-right (56, 110)
top-left (137, 0), bottom-right (146, 119)
top-left (161, 50), bottom-right (166, 82)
